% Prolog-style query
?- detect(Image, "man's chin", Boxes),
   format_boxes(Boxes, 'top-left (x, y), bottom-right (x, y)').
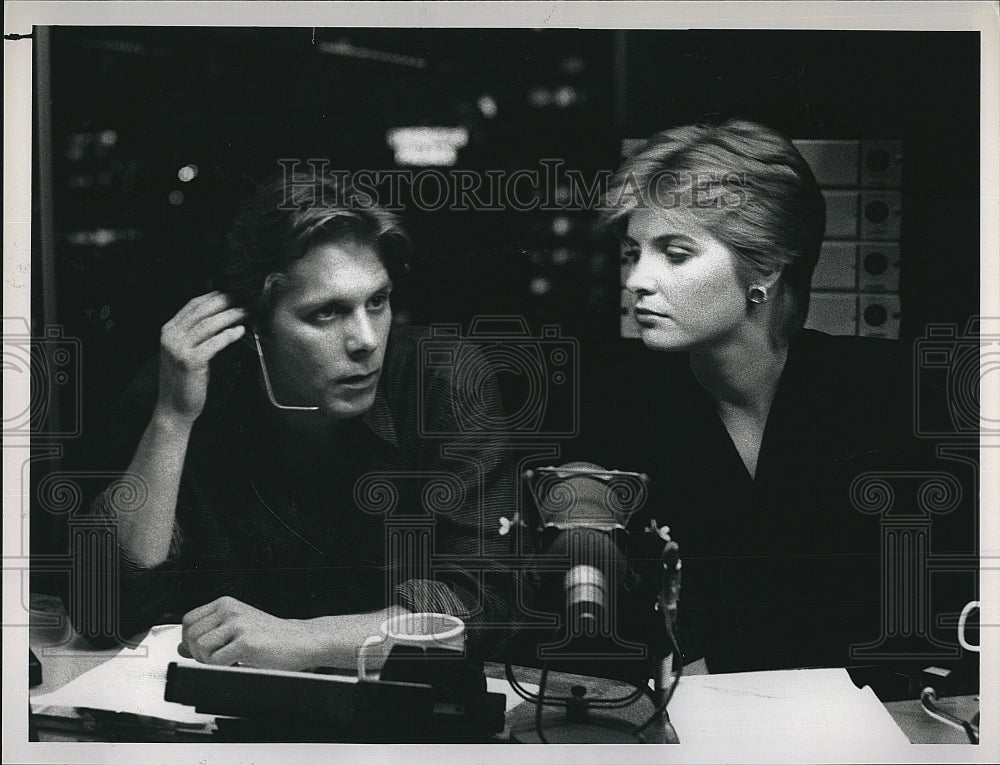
top-left (320, 390), bottom-right (377, 420)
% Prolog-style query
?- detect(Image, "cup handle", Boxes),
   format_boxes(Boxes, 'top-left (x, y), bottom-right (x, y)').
top-left (958, 600), bottom-right (980, 652)
top-left (357, 634), bottom-right (387, 681)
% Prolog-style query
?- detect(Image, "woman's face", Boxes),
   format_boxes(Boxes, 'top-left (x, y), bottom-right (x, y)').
top-left (623, 206), bottom-right (748, 352)
top-left (261, 239), bottom-right (392, 418)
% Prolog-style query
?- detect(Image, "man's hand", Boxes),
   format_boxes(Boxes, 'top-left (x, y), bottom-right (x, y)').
top-left (181, 596), bottom-right (324, 671)
top-left (112, 292), bottom-right (246, 569)
top-left (157, 291), bottom-right (247, 426)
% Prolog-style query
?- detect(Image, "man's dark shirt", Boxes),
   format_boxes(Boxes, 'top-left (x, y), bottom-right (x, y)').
top-left (78, 325), bottom-right (527, 658)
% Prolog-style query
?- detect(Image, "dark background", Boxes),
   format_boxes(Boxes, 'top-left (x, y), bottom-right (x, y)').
top-left (30, 27), bottom-right (980, 567)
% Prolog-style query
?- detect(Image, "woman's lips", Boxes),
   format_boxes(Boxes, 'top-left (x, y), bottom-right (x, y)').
top-left (634, 307), bottom-right (670, 325)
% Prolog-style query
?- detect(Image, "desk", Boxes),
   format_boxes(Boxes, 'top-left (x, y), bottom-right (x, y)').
top-left (29, 629), bottom-right (669, 743)
top-left (28, 603), bottom-right (977, 745)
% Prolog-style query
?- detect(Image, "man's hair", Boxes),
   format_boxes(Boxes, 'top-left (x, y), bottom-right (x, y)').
top-left (217, 170), bottom-right (411, 323)
top-left (602, 119), bottom-right (826, 344)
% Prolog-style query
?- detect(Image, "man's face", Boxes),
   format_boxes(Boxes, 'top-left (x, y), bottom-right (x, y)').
top-left (262, 239), bottom-right (392, 419)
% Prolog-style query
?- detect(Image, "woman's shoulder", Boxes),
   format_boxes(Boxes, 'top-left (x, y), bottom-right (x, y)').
top-left (794, 326), bottom-right (908, 355)
top-left (786, 329), bottom-right (915, 436)
top-left (791, 329), bottom-right (912, 382)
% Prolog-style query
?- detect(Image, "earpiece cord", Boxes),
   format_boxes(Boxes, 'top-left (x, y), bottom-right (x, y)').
top-left (252, 327), bottom-right (320, 411)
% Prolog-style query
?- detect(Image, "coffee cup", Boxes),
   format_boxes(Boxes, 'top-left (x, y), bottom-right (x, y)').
top-left (357, 612), bottom-right (465, 680)
top-left (958, 600), bottom-right (979, 652)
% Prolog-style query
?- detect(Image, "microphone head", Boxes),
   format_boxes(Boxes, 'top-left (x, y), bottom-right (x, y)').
top-left (544, 526), bottom-right (629, 638)
top-left (527, 461), bottom-right (648, 531)
top-left (544, 526), bottom-right (630, 582)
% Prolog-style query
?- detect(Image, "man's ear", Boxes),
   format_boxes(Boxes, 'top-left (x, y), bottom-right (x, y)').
top-left (255, 272), bottom-right (289, 337)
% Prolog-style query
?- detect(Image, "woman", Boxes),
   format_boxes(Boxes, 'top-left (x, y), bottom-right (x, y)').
top-left (590, 120), bottom-right (951, 673)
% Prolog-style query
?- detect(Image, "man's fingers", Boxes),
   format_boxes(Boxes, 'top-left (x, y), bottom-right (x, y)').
top-left (192, 623), bottom-right (237, 664)
top-left (169, 291), bottom-right (223, 325)
top-left (162, 291), bottom-right (236, 349)
top-left (188, 306), bottom-right (249, 347)
top-left (172, 291), bottom-right (235, 332)
top-left (205, 638), bottom-right (245, 667)
top-left (182, 598), bottom-right (223, 627)
top-left (182, 610), bottom-right (225, 645)
top-left (193, 324), bottom-right (247, 362)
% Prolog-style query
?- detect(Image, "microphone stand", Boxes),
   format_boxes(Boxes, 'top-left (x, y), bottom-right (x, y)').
top-left (508, 464), bottom-right (683, 743)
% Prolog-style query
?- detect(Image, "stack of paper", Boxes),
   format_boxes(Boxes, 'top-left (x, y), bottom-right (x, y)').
top-left (668, 668), bottom-right (911, 748)
top-left (31, 624), bottom-right (219, 730)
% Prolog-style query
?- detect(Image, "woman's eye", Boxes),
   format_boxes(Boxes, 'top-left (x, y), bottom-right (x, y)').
top-left (368, 292), bottom-right (391, 311)
top-left (621, 247), bottom-right (640, 263)
top-left (664, 246), bottom-right (691, 262)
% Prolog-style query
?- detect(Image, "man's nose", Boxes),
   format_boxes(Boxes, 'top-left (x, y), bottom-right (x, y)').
top-left (345, 309), bottom-right (378, 356)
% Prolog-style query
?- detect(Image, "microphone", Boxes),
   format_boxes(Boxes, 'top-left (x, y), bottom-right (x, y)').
top-left (524, 462), bottom-right (650, 650)
top-left (545, 524), bottom-right (627, 637)
top-left (510, 462), bottom-right (684, 742)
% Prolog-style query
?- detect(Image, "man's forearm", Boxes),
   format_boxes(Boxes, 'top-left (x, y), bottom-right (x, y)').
top-left (300, 605), bottom-right (411, 670)
top-left (114, 408), bottom-right (193, 568)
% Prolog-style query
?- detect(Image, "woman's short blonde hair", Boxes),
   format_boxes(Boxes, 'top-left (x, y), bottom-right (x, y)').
top-left (603, 119), bottom-right (826, 344)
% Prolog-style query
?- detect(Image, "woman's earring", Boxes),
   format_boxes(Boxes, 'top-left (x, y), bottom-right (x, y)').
top-left (747, 285), bottom-right (770, 304)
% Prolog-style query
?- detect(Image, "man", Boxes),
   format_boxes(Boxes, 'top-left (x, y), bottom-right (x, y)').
top-left (77, 170), bottom-right (523, 670)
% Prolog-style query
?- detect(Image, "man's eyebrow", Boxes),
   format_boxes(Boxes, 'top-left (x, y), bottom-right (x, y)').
top-left (299, 280), bottom-right (393, 311)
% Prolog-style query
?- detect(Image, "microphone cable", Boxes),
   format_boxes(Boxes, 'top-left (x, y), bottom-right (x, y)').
top-left (631, 622), bottom-right (682, 741)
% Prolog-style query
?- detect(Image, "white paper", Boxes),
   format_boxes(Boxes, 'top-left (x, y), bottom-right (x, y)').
top-left (487, 676), bottom-right (539, 713)
top-left (666, 668), bottom-right (911, 747)
top-left (30, 624), bottom-right (215, 726)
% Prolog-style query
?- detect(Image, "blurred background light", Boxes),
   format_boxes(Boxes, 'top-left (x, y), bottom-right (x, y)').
top-left (386, 126), bottom-right (469, 167)
top-left (477, 94), bottom-right (499, 119)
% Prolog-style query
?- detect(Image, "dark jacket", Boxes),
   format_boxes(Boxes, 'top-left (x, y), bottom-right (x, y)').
top-left (75, 325), bottom-right (528, 659)
top-left (575, 330), bottom-right (977, 672)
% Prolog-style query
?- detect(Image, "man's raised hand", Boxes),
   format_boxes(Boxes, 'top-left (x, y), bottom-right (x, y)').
top-left (156, 291), bottom-right (248, 425)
